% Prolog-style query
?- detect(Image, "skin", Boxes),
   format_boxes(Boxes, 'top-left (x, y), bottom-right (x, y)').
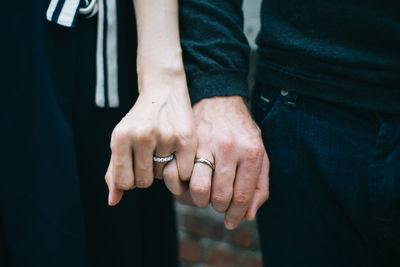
top-left (105, 0), bottom-right (270, 230)
top-left (164, 96), bottom-right (270, 229)
top-left (105, 0), bottom-right (195, 205)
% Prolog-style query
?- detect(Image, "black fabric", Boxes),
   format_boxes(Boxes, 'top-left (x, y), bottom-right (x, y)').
top-left (2, 1), bottom-right (88, 266)
top-left (179, 0), bottom-right (251, 104)
top-left (1, 1), bottom-right (178, 266)
top-left (0, 212), bottom-right (13, 267)
top-left (74, 5), bottom-right (179, 266)
top-left (252, 83), bottom-right (400, 266)
top-left (179, 0), bottom-right (400, 113)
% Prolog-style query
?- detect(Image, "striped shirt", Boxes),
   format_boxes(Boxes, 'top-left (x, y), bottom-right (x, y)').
top-left (47, 0), bottom-right (120, 108)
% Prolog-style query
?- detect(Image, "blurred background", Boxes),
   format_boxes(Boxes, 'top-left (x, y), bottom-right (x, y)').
top-left (176, 1), bottom-right (263, 266)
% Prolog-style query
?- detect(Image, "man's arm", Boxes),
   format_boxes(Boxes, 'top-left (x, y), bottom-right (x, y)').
top-left (175, 0), bottom-right (269, 229)
top-left (179, 0), bottom-right (251, 103)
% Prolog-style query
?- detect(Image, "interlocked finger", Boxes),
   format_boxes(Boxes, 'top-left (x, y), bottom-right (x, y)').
top-left (163, 158), bottom-right (188, 195)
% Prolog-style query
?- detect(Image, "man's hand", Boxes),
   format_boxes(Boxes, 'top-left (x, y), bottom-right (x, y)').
top-left (174, 96), bottom-right (269, 229)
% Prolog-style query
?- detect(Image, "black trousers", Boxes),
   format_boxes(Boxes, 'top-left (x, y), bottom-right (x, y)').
top-left (1, 1), bottom-right (178, 266)
top-left (252, 83), bottom-right (400, 267)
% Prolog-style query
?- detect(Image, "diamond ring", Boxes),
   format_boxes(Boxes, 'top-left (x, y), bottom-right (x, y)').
top-left (153, 154), bottom-right (175, 163)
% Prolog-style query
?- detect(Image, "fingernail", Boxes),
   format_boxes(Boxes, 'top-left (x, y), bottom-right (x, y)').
top-left (225, 221), bottom-right (235, 230)
top-left (108, 193), bottom-right (112, 206)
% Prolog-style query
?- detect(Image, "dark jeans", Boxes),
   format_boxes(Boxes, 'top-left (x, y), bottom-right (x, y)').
top-left (251, 83), bottom-right (400, 267)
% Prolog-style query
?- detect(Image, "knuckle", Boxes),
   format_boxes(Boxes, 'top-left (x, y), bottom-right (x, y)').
top-left (135, 178), bottom-right (153, 188)
top-left (115, 180), bottom-right (134, 190)
top-left (104, 176), bottom-right (110, 186)
top-left (211, 191), bottom-right (231, 205)
top-left (217, 167), bottom-right (234, 179)
top-left (233, 192), bottom-right (250, 205)
top-left (243, 141), bottom-right (262, 162)
top-left (190, 183), bottom-right (209, 196)
top-left (110, 126), bottom-right (119, 143)
top-left (134, 126), bottom-right (155, 143)
top-left (217, 136), bottom-right (235, 151)
top-left (111, 126), bottom-right (130, 149)
top-left (104, 172), bottom-right (111, 183)
top-left (158, 130), bottom-right (175, 145)
top-left (115, 126), bottom-right (130, 140)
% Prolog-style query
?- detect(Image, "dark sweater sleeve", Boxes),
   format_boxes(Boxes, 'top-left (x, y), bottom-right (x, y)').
top-left (179, 0), bottom-right (250, 104)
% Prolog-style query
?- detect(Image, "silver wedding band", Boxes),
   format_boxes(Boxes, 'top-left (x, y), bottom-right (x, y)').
top-left (153, 154), bottom-right (174, 163)
top-left (194, 157), bottom-right (215, 172)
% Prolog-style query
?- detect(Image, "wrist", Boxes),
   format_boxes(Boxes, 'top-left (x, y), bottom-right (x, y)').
top-left (193, 95), bottom-right (250, 117)
top-left (137, 69), bottom-right (188, 99)
top-left (137, 52), bottom-right (186, 90)
top-left (195, 95), bottom-right (247, 108)
top-left (137, 48), bottom-right (184, 75)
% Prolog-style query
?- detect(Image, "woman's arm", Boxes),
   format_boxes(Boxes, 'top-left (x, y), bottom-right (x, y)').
top-left (135, 0), bottom-right (185, 87)
top-left (106, 0), bottom-right (196, 205)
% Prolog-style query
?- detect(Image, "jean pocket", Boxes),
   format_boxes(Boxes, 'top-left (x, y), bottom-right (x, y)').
top-left (250, 85), bottom-right (283, 127)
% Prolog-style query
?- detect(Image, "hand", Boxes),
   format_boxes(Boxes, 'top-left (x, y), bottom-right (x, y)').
top-left (105, 70), bottom-right (196, 205)
top-left (179, 96), bottom-right (269, 229)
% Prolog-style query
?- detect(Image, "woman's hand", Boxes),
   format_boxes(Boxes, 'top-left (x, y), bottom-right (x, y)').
top-left (105, 69), bottom-right (196, 205)
top-left (105, 0), bottom-right (195, 205)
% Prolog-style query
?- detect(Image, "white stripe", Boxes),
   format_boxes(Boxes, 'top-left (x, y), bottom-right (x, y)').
top-left (46, 0), bottom-right (59, 22)
top-left (57, 0), bottom-right (81, 27)
top-left (105, 0), bottom-right (119, 107)
top-left (95, 0), bottom-right (106, 107)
